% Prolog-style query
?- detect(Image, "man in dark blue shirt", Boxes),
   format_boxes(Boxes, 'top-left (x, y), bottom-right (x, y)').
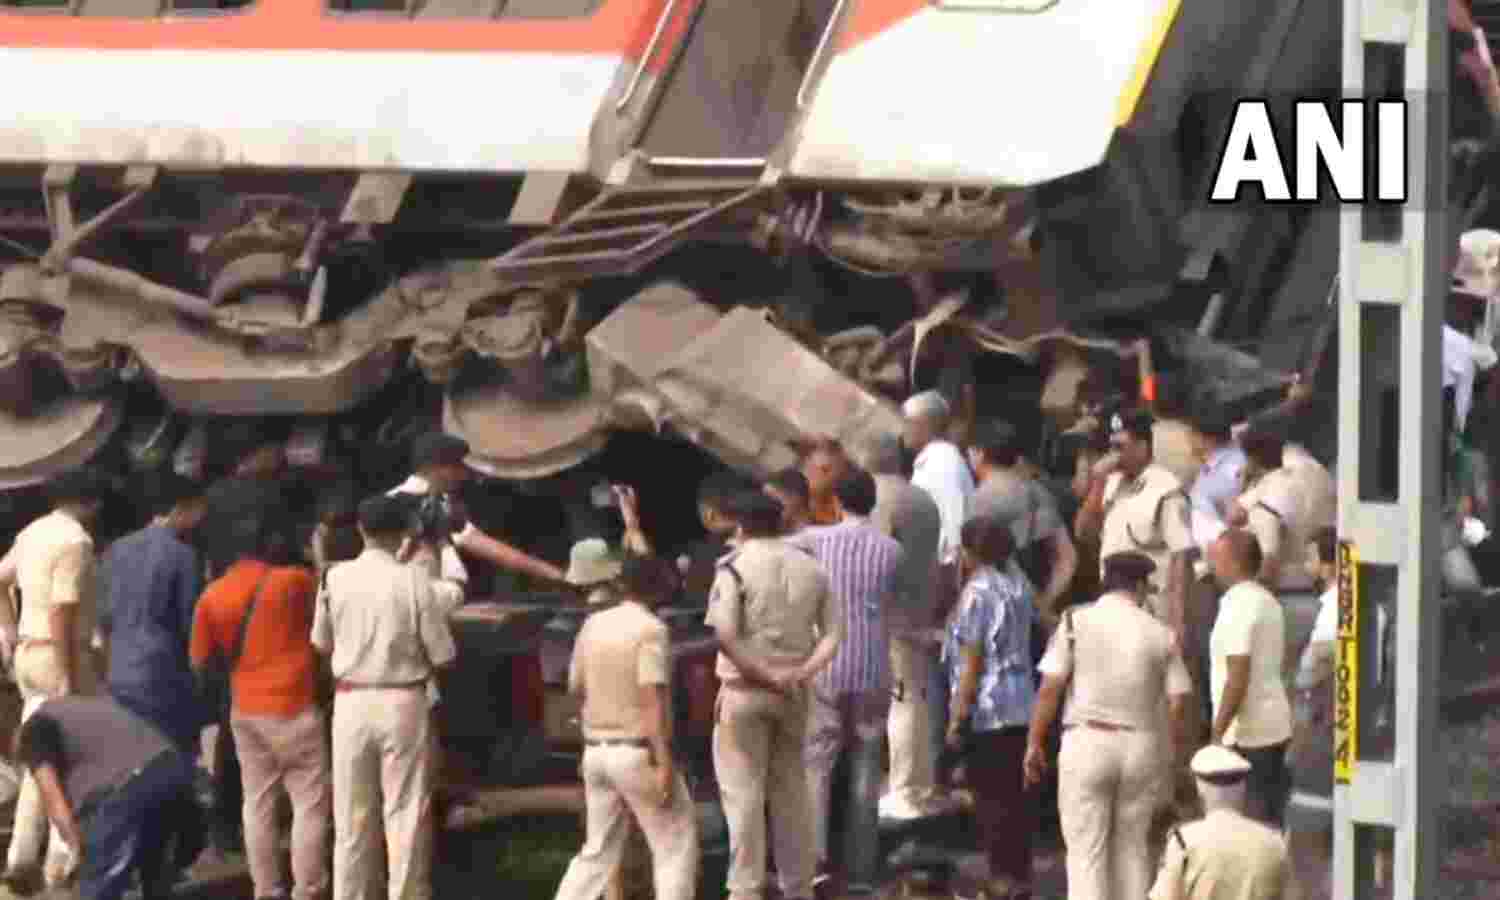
top-left (97, 470), bottom-right (208, 754)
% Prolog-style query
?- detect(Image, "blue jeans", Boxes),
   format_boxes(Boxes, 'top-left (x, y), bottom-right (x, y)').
top-left (806, 690), bottom-right (888, 887)
top-left (928, 652), bottom-right (950, 783)
top-left (79, 750), bottom-right (196, 900)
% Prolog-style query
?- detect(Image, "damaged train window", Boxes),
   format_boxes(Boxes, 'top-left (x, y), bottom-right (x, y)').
top-left (930, 0), bottom-right (1059, 12)
top-left (171, 0), bottom-right (254, 9)
top-left (328, 0), bottom-right (600, 17)
top-left (0, 0), bottom-right (252, 15)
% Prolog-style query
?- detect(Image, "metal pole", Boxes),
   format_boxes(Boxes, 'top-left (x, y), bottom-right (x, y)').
top-left (1334, 0), bottom-right (1446, 894)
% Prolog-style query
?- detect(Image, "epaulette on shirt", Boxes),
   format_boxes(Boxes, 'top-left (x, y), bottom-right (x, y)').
top-left (715, 551), bottom-right (744, 590)
top-left (1169, 825), bottom-right (1188, 853)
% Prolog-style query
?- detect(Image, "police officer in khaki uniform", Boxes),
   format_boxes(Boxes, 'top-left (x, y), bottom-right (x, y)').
top-left (1075, 409), bottom-right (1199, 819)
top-left (1025, 551), bottom-right (1193, 900)
top-left (553, 555), bottom-right (699, 900)
top-left (1229, 430), bottom-right (1326, 692)
top-left (1074, 409), bottom-right (1194, 635)
top-left (1230, 431), bottom-right (1318, 595)
top-left (706, 491), bottom-right (843, 900)
top-left (312, 494), bottom-right (459, 900)
top-left (1149, 745), bottom-right (1291, 900)
top-left (0, 467), bottom-right (111, 892)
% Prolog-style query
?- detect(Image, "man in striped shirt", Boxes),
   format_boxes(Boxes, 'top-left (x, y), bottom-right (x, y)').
top-left (791, 467), bottom-right (905, 894)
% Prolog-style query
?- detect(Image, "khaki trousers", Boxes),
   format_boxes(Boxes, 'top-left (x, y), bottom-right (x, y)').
top-left (1057, 725), bottom-right (1166, 900)
top-left (232, 708), bottom-right (333, 900)
top-left (8, 643), bottom-right (96, 880)
top-left (331, 688), bottom-right (436, 900)
top-left (553, 745), bottom-right (698, 900)
top-left (713, 683), bottom-right (814, 900)
top-left (885, 635), bottom-right (936, 810)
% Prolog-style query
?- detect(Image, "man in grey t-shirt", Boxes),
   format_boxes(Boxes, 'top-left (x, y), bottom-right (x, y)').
top-left (966, 421), bottom-right (1078, 624)
top-left (852, 432), bottom-right (953, 821)
top-left (11, 696), bottom-right (196, 900)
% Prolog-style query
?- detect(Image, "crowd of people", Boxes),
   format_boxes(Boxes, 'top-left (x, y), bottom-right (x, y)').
top-left (1, 232), bottom-right (1499, 900)
top-left (557, 260), bottom-right (1500, 900)
top-left (646, 385), bottom-right (1342, 900)
top-left (0, 431), bottom-right (553, 900)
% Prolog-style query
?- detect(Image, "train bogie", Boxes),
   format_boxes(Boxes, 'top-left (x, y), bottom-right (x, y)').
top-left (0, 0), bottom-right (1366, 494)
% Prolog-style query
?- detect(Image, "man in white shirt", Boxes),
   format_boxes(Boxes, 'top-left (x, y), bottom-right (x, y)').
top-left (1206, 529), bottom-right (1293, 829)
top-left (389, 432), bottom-right (565, 613)
top-left (900, 390), bottom-right (972, 818)
top-left (902, 391), bottom-right (974, 584)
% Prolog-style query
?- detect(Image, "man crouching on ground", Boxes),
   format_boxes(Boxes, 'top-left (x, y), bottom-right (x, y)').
top-left (553, 555), bottom-right (699, 900)
top-left (11, 695), bottom-right (196, 900)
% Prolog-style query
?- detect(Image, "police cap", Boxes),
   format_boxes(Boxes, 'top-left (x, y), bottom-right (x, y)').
top-left (1109, 407), bottom-right (1155, 440)
top-left (358, 494), bottom-right (415, 535)
top-left (1190, 745), bottom-right (1252, 784)
top-left (1101, 551), bottom-right (1157, 584)
top-left (411, 432), bottom-right (471, 470)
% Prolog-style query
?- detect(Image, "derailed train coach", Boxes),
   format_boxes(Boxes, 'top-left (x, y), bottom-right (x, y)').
top-left (9, 0), bottom-right (1498, 846)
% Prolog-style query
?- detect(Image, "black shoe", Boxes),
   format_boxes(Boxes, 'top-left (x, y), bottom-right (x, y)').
top-left (2, 863), bottom-right (43, 897)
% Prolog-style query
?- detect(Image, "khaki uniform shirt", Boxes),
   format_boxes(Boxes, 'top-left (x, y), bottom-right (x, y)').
top-left (569, 601), bottom-right (670, 741)
top-left (1100, 464), bottom-right (1194, 609)
top-left (1237, 469), bottom-right (1316, 593)
top-left (704, 538), bottom-right (841, 683)
top-left (5, 510), bottom-right (98, 653)
top-left (1149, 809), bottom-right (1291, 900)
top-left (1038, 591), bottom-right (1193, 731)
top-left (1284, 444), bottom-right (1336, 531)
top-left (311, 547), bottom-right (457, 684)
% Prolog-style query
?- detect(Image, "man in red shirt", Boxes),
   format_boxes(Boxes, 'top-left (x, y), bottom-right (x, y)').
top-left (191, 513), bottom-right (330, 900)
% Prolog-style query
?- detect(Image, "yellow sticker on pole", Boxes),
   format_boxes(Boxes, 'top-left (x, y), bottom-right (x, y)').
top-left (1334, 539), bottom-right (1359, 785)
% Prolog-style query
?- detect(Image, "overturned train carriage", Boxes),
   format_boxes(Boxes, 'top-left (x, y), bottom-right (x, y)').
top-left (0, 0), bottom-right (1352, 489)
top-left (0, 0), bottom-right (1394, 831)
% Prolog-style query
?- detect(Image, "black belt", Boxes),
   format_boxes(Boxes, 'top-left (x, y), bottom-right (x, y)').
top-left (77, 748), bottom-right (174, 823)
top-left (584, 737), bottom-right (650, 748)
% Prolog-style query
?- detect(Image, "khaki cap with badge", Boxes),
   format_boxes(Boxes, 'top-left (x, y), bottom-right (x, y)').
top-left (1190, 744), bottom-right (1252, 784)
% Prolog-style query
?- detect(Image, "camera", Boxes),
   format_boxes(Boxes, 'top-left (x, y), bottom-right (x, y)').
top-left (409, 492), bottom-right (467, 545)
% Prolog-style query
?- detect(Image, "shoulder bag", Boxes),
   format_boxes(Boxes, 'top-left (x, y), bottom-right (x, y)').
top-left (198, 573), bottom-right (269, 718)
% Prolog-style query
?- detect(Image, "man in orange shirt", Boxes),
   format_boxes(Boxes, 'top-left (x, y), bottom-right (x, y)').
top-left (802, 438), bottom-right (851, 528)
top-left (191, 512), bottom-right (330, 900)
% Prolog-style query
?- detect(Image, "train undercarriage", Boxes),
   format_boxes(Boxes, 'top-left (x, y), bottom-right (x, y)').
top-left (0, 0), bottom-right (1375, 512)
